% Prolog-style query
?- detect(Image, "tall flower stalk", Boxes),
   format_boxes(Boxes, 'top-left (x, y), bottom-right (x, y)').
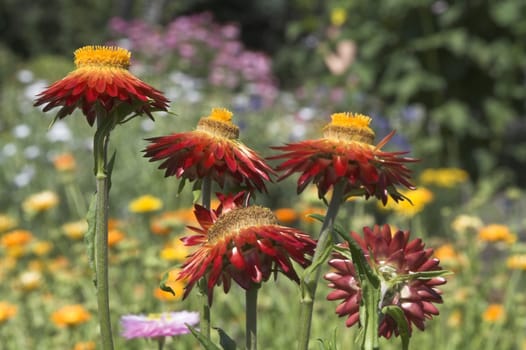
top-left (271, 112), bottom-right (417, 350)
top-left (35, 45), bottom-right (169, 350)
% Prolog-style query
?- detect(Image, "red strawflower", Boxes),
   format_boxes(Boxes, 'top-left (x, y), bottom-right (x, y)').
top-left (178, 192), bottom-right (316, 304)
top-left (144, 107), bottom-right (274, 192)
top-left (324, 225), bottom-right (446, 338)
top-left (34, 45), bottom-right (169, 126)
top-left (270, 112), bottom-right (417, 204)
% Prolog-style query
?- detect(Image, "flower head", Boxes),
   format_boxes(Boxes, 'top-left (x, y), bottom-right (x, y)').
top-left (34, 46), bottom-right (169, 126)
top-left (419, 168), bottom-right (469, 188)
top-left (144, 107), bottom-right (274, 193)
top-left (53, 153), bottom-right (77, 172)
top-left (51, 304), bottom-right (91, 328)
top-left (0, 301), bottom-right (17, 324)
top-left (271, 112), bottom-right (416, 204)
top-left (120, 311), bottom-right (199, 339)
top-left (380, 187), bottom-right (434, 217)
top-left (178, 192), bottom-right (316, 304)
top-left (128, 195), bottom-right (163, 213)
top-left (324, 225), bottom-right (446, 338)
top-left (478, 224), bottom-right (516, 244)
top-left (22, 191), bottom-right (59, 213)
top-left (506, 254), bottom-right (526, 270)
top-left (482, 304), bottom-right (505, 323)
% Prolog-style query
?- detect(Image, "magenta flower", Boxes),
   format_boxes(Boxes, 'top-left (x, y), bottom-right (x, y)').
top-left (120, 311), bottom-right (199, 339)
top-left (324, 225), bottom-right (446, 338)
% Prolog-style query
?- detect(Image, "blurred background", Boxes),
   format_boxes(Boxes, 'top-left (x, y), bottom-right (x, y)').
top-left (1, 0), bottom-right (525, 349)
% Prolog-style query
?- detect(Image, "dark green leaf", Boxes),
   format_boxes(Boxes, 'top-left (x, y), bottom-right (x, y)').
top-left (188, 325), bottom-right (222, 350)
top-left (213, 327), bottom-right (237, 350)
top-left (382, 305), bottom-right (410, 350)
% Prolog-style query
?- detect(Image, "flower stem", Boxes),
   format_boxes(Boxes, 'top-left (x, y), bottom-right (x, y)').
top-left (94, 115), bottom-right (114, 350)
top-left (246, 287), bottom-right (258, 350)
top-left (297, 181), bottom-right (345, 350)
top-left (95, 171), bottom-right (114, 350)
top-left (199, 176), bottom-right (212, 342)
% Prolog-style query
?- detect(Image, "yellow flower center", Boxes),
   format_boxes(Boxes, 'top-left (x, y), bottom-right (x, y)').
top-left (74, 46), bottom-right (130, 69)
top-left (323, 112), bottom-right (375, 144)
top-left (208, 206), bottom-right (277, 243)
top-left (196, 107), bottom-right (239, 139)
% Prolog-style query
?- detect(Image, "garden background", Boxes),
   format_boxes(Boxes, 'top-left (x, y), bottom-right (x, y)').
top-left (1, 0), bottom-right (525, 349)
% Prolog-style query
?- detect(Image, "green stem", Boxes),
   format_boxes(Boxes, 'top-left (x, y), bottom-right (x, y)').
top-left (95, 172), bottom-right (114, 350)
top-left (297, 181), bottom-right (345, 350)
top-left (158, 336), bottom-right (166, 350)
top-left (199, 176), bottom-right (212, 342)
top-left (246, 287), bottom-right (258, 350)
top-left (94, 115), bottom-right (114, 350)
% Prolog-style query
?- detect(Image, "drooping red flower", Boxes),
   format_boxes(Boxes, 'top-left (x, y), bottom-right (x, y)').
top-left (178, 192), bottom-right (316, 304)
top-left (270, 112), bottom-right (417, 204)
top-left (324, 225), bottom-right (446, 338)
top-left (144, 107), bottom-right (274, 192)
top-left (34, 45), bottom-right (169, 126)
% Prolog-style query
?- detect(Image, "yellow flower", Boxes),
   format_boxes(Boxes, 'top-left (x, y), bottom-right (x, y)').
top-left (482, 304), bottom-right (505, 323)
top-left (154, 269), bottom-right (186, 302)
top-left (380, 187), bottom-right (434, 217)
top-left (330, 7), bottom-right (347, 26)
top-left (160, 237), bottom-right (190, 262)
top-left (128, 195), bottom-right (163, 213)
top-left (22, 191), bottom-right (59, 213)
top-left (447, 309), bottom-right (462, 328)
top-left (32, 240), bottom-right (53, 256)
top-left (478, 224), bottom-right (516, 244)
top-left (62, 220), bottom-right (88, 240)
top-left (51, 304), bottom-right (91, 327)
top-left (419, 168), bottom-right (469, 188)
top-left (0, 214), bottom-right (17, 232)
top-left (506, 254), bottom-right (526, 270)
top-left (0, 301), bottom-right (17, 323)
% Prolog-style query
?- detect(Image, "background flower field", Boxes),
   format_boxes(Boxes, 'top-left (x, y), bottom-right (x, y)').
top-left (1, 1), bottom-right (525, 349)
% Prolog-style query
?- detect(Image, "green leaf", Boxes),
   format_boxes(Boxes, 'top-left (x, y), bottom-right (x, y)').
top-left (188, 325), bottom-right (222, 350)
top-left (159, 271), bottom-right (175, 296)
top-left (84, 194), bottom-right (97, 287)
top-left (106, 151), bottom-right (117, 191)
top-left (177, 178), bottom-right (187, 195)
top-left (382, 305), bottom-right (410, 350)
top-left (213, 327), bottom-right (237, 350)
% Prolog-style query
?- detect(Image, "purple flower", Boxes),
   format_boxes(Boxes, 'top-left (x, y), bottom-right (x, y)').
top-left (120, 311), bottom-right (199, 339)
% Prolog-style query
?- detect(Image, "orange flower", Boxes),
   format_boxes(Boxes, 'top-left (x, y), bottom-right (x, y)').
top-left (0, 301), bottom-right (17, 323)
top-left (482, 304), bottom-right (505, 323)
top-left (145, 107), bottom-right (274, 193)
top-left (34, 46), bottom-right (169, 126)
top-left (51, 304), bottom-right (91, 327)
top-left (506, 254), bottom-right (526, 270)
top-left (274, 208), bottom-right (298, 224)
top-left (271, 112), bottom-right (416, 204)
top-left (108, 229), bottom-right (125, 247)
top-left (1, 229), bottom-right (33, 248)
top-left (72, 341), bottom-right (96, 350)
top-left (478, 224), bottom-right (516, 244)
top-left (53, 153), bottom-right (77, 172)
